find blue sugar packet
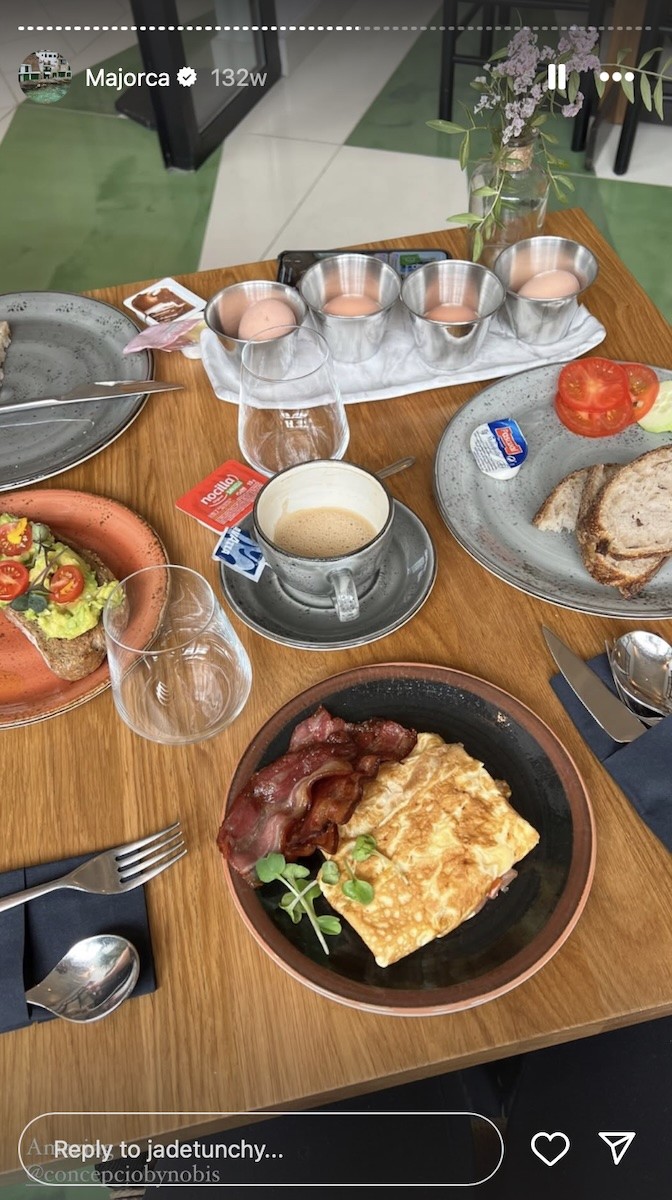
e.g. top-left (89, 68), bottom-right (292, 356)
top-left (212, 525), bottom-right (266, 581)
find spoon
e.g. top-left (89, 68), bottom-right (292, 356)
top-left (25, 935), bottom-right (140, 1023)
top-left (375, 456), bottom-right (415, 480)
top-left (606, 660), bottom-right (663, 727)
top-left (606, 631), bottom-right (672, 717)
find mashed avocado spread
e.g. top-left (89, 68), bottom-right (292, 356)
top-left (0, 513), bottom-right (117, 639)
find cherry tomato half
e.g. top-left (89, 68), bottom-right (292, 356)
top-left (554, 391), bottom-right (633, 438)
top-left (49, 564), bottom-right (85, 604)
top-left (558, 358), bottom-right (631, 413)
top-left (0, 518), bottom-right (33, 558)
top-left (0, 561), bottom-right (30, 602)
top-left (623, 362), bottom-right (659, 420)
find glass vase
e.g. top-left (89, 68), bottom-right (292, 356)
top-left (468, 132), bottom-right (550, 268)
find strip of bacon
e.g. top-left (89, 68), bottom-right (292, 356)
top-left (219, 706), bottom-right (416, 884)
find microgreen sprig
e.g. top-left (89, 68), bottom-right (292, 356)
top-left (320, 835), bottom-right (393, 906)
top-left (8, 525), bottom-right (60, 613)
top-left (255, 852), bottom-right (342, 954)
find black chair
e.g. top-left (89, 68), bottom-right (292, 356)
top-left (438, 0), bottom-right (609, 152)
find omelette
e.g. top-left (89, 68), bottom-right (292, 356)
top-left (319, 732), bottom-right (540, 968)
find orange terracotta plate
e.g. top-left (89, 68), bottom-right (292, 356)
top-left (0, 489), bottom-right (167, 727)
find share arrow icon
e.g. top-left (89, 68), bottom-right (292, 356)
top-left (598, 1132), bottom-right (636, 1165)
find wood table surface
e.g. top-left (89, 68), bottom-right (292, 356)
top-left (2, 208), bottom-right (672, 1176)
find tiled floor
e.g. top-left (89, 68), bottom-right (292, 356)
top-left (0, 0), bottom-right (670, 320)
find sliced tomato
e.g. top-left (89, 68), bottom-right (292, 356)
top-left (0, 518), bottom-right (33, 558)
top-left (623, 362), bottom-right (659, 420)
top-left (554, 392), bottom-right (633, 437)
top-left (0, 561), bottom-right (30, 601)
top-left (49, 564), bottom-right (85, 604)
top-left (558, 358), bottom-right (631, 413)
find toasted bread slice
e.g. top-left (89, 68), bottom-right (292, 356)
top-left (588, 445), bottom-right (672, 559)
top-left (4, 547), bottom-right (115, 681)
top-left (576, 463), bottom-right (666, 596)
top-left (533, 466), bottom-right (591, 532)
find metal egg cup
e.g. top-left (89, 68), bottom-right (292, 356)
top-left (400, 259), bottom-right (505, 373)
top-left (299, 253), bottom-right (401, 363)
top-left (204, 280), bottom-right (308, 368)
top-left (494, 236), bottom-right (599, 344)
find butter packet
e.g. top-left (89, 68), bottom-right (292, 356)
top-left (176, 459), bottom-right (266, 534)
top-left (213, 525), bottom-right (266, 581)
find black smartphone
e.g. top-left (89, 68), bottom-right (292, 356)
top-left (276, 248), bottom-right (452, 287)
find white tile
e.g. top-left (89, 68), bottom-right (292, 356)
top-left (590, 120), bottom-right (672, 187)
top-left (65, 29), bottom-right (139, 74)
top-left (0, 1), bottom-right (51, 44)
top-left (233, 0), bottom-right (439, 144)
top-left (198, 133), bottom-right (340, 270)
top-left (0, 70), bottom-right (15, 113)
top-left (0, 108), bottom-right (15, 150)
top-left (0, 65), bottom-right (26, 108)
top-left (264, 144), bottom-right (468, 256)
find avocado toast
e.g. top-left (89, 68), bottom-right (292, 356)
top-left (0, 514), bottom-right (117, 680)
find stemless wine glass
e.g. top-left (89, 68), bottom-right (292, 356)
top-left (103, 565), bottom-right (252, 745)
top-left (238, 324), bottom-right (350, 476)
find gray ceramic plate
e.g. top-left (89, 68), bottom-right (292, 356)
top-left (219, 500), bottom-right (436, 650)
top-left (0, 292), bottom-right (151, 490)
top-left (434, 362), bottom-right (672, 618)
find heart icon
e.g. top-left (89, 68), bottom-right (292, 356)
top-left (530, 1131), bottom-right (571, 1166)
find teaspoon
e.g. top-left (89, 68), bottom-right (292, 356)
top-left (25, 935), bottom-right (140, 1023)
top-left (375, 456), bottom-right (415, 480)
top-left (607, 631), bottom-right (672, 717)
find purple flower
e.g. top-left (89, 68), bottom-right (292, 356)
top-left (561, 91), bottom-right (585, 118)
top-left (558, 26), bottom-right (601, 74)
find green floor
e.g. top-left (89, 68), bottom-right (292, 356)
top-left (346, 15), bottom-right (672, 322)
top-left (0, 36), bottom-right (221, 295)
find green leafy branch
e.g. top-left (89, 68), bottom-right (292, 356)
top-left (595, 47), bottom-right (672, 117)
top-left (256, 852), bottom-right (341, 954)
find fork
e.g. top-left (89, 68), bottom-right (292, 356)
top-left (0, 821), bottom-right (186, 914)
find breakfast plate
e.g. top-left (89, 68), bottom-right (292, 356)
top-left (0, 293), bottom-right (151, 490)
top-left (0, 490), bottom-right (167, 727)
top-left (221, 663), bottom-right (595, 1015)
top-left (219, 501), bottom-right (436, 650)
top-left (434, 362), bottom-right (672, 617)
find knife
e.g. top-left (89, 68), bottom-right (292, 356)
top-left (542, 626), bottom-right (646, 743)
top-left (0, 380), bottom-right (183, 413)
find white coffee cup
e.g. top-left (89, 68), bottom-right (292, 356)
top-left (253, 460), bottom-right (393, 622)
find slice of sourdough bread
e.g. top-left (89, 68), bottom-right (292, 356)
top-left (587, 445), bottom-right (672, 559)
top-left (577, 463), bottom-right (666, 597)
top-left (533, 466), bottom-right (591, 532)
top-left (4, 547), bottom-right (115, 680)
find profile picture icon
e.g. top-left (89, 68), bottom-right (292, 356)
top-left (18, 50), bottom-right (72, 104)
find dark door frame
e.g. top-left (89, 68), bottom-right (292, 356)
top-left (119, 0), bottom-right (281, 169)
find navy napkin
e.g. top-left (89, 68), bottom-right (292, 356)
top-left (551, 652), bottom-right (672, 853)
top-left (0, 851), bottom-right (156, 1034)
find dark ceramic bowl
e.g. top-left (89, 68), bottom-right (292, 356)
top-left (222, 664), bottom-right (595, 1015)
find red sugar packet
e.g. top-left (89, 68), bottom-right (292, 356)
top-left (176, 459), bottom-right (266, 534)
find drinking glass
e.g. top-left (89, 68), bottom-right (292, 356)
top-left (238, 324), bottom-right (350, 476)
top-left (103, 565), bottom-right (252, 745)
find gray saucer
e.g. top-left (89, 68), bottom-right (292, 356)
top-left (219, 500), bottom-right (436, 650)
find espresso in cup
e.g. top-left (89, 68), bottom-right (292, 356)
top-left (253, 461), bottom-right (392, 622)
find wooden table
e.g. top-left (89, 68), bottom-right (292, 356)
top-left (3, 209), bottom-right (672, 1177)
